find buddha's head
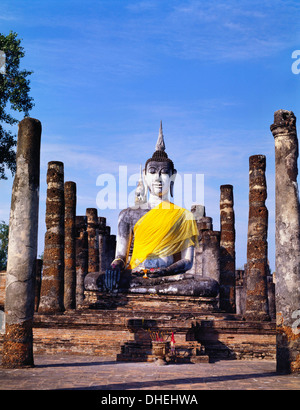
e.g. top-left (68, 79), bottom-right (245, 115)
top-left (144, 122), bottom-right (177, 199)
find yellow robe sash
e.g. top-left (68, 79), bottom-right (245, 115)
top-left (129, 201), bottom-right (199, 270)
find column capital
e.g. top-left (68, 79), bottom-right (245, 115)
top-left (270, 109), bottom-right (297, 137)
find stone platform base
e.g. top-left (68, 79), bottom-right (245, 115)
top-left (83, 290), bottom-right (219, 312)
top-left (0, 291), bottom-right (276, 363)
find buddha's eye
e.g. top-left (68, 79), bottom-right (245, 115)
top-left (161, 168), bottom-right (169, 174)
top-left (148, 167), bottom-right (157, 174)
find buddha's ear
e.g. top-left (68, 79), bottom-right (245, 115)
top-left (170, 170), bottom-right (177, 198)
top-left (170, 181), bottom-right (174, 198)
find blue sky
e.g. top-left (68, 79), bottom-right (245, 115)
top-left (0, 0), bottom-right (300, 269)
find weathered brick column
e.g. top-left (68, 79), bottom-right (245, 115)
top-left (271, 109), bottom-right (300, 374)
top-left (2, 118), bottom-right (41, 368)
top-left (75, 216), bottom-right (88, 307)
top-left (219, 185), bottom-right (236, 313)
top-left (244, 155), bottom-right (270, 321)
top-left (39, 162), bottom-right (65, 314)
top-left (86, 208), bottom-right (99, 273)
top-left (98, 217), bottom-right (107, 273)
top-left (64, 181), bottom-right (77, 309)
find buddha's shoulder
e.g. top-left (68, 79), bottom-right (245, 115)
top-left (118, 205), bottom-right (150, 225)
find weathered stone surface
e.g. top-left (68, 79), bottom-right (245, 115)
top-left (267, 275), bottom-right (276, 321)
top-left (244, 155), bottom-right (270, 322)
top-left (201, 230), bottom-right (220, 284)
top-left (186, 215), bottom-right (213, 277)
top-left (86, 208), bottom-right (99, 273)
top-left (220, 185), bottom-right (236, 313)
top-left (197, 217), bottom-right (212, 232)
top-left (75, 216), bottom-right (88, 307)
top-left (20, 309), bottom-right (276, 362)
top-left (2, 117), bottom-right (41, 368)
top-left (191, 204), bottom-right (206, 220)
top-left (85, 270), bottom-right (219, 299)
top-left (64, 181), bottom-right (77, 309)
top-left (98, 217), bottom-right (107, 273)
top-left (235, 269), bottom-right (246, 315)
top-left (34, 259), bottom-right (43, 312)
top-left (98, 218), bottom-right (115, 273)
top-left (271, 109), bottom-right (300, 374)
top-left (39, 161), bottom-right (65, 314)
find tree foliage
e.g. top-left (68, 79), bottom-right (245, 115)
top-left (0, 31), bottom-right (34, 180)
top-left (0, 221), bottom-right (9, 271)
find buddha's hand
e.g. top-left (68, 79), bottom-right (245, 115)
top-left (104, 268), bottom-right (121, 292)
top-left (104, 257), bottom-right (125, 292)
top-left (147, 267), bottom-right (169, 278)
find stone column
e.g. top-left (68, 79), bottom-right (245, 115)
top-left (104, 226), bottom-right (111, 270)
top-left (235, 270), bottom-right (246, 316)
top-left (75, 216), bottom-right (88, 307)
top-left (244, 155), bottom-right (270, 321)
top-left (219, 185), bottom-right (236, 313)
top-left (267, 275), bottom-right (276, 321)
top-left (271, 109), bottom-right (300, 374)
top-left (86, 208), bottom-right (99, 273)
top-left (39, 162), bottom-right (65, 314)
top-left (98, 217), bottom-right (107, 273)
top-left (2, 117), bottom-right (41, 368)
top-left (64, 181), bottom-right (77, 310)
top-left (34, 259), bottom-right (43, 312)
top-left (201, 230), bottom-right (220, 284)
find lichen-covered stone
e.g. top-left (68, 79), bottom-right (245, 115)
top-left (271, 109), bottom-right (300, 374)
top-left (39, 161), bottom-right (64, 314)
top-left (64, 181), bottom-right (76, 309)
top-left (220, 184), bottom-right (236, 313)
top-left (2, 117), bottom-right (41, 368)
top-left (244, 155), bottom-right (270, 322)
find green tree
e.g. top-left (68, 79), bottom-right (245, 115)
top-left (0, 31), bottom-right (34, 180)
top-left (0, 221), bottom-right (9, 271)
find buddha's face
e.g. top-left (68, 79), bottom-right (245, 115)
top-left (144, 160), bottom-right (175, 198)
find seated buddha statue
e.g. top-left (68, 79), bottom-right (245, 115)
top-left (84, 123), bottom-right (219, 297)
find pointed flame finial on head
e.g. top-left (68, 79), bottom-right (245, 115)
top-left (155, 120), bottom-right (165, 152)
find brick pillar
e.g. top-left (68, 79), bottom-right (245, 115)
top-left (219, 184), bottom-right (236, 313)
top-left (271, 109), bottom-right (300, 374)
top-left (86, 208), bottom-right (99, 273)
top-left (2, 118), bottom-right (41, 368)
top-left (39, 162), bottom-right (65, 314)
top-left (98, 217), bottom-right (107, 273)
top-left (75, 216), bottom-right (88, 307)
top-left (244, 155), bottom-right (270, 321)
top-left (64, 181), bottom-right (77, 310)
